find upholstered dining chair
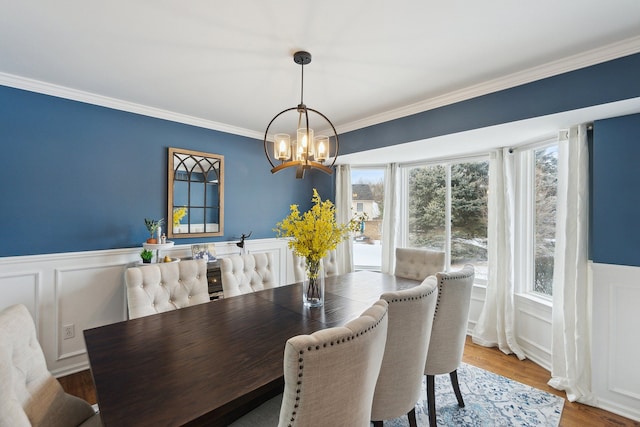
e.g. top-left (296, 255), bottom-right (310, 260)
top-left (394, 248), bottom-right (445, 281)
top-left (219, 252), bottom-right (276, 298)
top-left (125, 258), bottom-right (210, 319)
top-left (0, 304), bottom-right (102, 427)
top-left (229, 299), bottom-right (389, 427)
top-left (424, 264), bottom-right (475, 427)
top-left (292, 249), bottom-right (339, 282)
top-left (371, 276), bottom-right (438, 427)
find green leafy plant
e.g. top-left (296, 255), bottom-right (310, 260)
top-left (140, 249), bottom-right (153, 263)
top-left (144, 218), bottom-right (165, 238)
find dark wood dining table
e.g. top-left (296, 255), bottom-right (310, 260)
top-left (83, 271), bottom-right (420, 427)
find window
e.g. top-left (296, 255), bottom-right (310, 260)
top-left (351, 168), bottom-right (384, 270)
top-left (533, 145), bottom-right (558, 296)
top-left (404, 158), bottom-right (489, 284)
top-left (514, 142), bottom-right (558, 298)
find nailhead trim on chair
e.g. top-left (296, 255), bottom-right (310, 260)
top-left (387, 285), bottom-right (437, 304)
top-left (433, 266), bottom-right (474, 316)
top-left (286, 310), bottom-right (388, 427)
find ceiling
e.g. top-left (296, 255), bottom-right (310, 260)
top-left (2, 1), bottom-right (640, 163)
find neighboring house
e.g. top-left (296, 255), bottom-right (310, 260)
top-left (352, 184), bottom-right (379, 219)
top-left (352, 184), bottom-right (381, 241)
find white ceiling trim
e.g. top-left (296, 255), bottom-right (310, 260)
top-left (336, 35), bottom-right (640, 135)
top-left (0, 72), bottom-right (264, 140)
top-left (2, 35), bottom-right (639, 141)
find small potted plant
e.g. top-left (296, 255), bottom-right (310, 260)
top-left (140, 249), bottom-right (154, 264)
top-left (144, 218), bottom-right (165, 243)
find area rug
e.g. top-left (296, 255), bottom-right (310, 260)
top-left (385, 362), bottom-right (564, 427)
top-left (230, 363), bottom-right (564, 426)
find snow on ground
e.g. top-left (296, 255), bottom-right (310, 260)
top-left (353, 241), bottom-right (488, 283)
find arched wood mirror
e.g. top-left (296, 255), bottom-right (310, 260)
top-left (167, 147), bottom-right (224, 238)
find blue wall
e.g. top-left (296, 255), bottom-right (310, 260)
top-left (340, 53), bottom-right (640, 155)
top-left (0, 86), bottom-right (333, 256)
top-left (338, 52), bottom-right (640, 268)
top-left (3, 52), bottom-right (640, 261)
top-left (592, 113), bottom-right (640, 267)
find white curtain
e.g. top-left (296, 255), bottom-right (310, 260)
top-left (472, 149), bottom-right (525, 359)
top-left (335, 164), bottom-right (354, 274)
top-left (381, 163), bottom-right (400, 274)
top-left (548, 125), bottom-right (596, 404)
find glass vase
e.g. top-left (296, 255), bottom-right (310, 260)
top-left (303, 258), bottom-right (325, 307)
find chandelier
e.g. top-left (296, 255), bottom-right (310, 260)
top-left (263, 51), bottom-right (339, 179)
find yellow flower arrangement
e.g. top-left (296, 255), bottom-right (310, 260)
top-left (173, 207), bottom-right (187, 228)
top-left (274, 189), bottom-right (363, 280)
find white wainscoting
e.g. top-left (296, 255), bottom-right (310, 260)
top-left (514, 294), bottom-right (553, 370)
top-left (591, 262), bottom-right (640, 421)
top-left (467, 284), bottom-right (486, 333)
top-left (3, 247), bottom-right (638, 421)
top-left (0, 238), bottom-right (292, 377)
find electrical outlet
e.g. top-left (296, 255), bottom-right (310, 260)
top-left (63, 324), bottom-right (75, 340)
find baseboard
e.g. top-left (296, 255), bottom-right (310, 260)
top-left (595, 396), bottom-right (640, 422)
top-left (52, 360), bottom-right (91, 378)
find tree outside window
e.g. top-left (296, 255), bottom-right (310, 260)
top-left (407, 160), bottom-right (489, 283)
top-left (533, 146), bottom-right (558, 296)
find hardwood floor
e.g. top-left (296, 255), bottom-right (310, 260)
top-left (460, 337), bottom-right (639, 427)
top-left (59, 336), bottom-right (639, 426)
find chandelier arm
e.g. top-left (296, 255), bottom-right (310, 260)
top-left (263, 106), bottom-right (299, 169)
top-left (272, 160), bottom-right (302, 174)
top-left (305, 161), bottom-right (334, 175)
top-left (271, 160), bottom-right (333, 175)
top-left (307, 107), bottom-right (340, 168)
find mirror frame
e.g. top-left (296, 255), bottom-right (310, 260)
top-left (167, 147), bottom-right (224, 238)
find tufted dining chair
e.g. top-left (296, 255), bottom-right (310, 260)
top-left (371, 276), bottom-right (439, 427)
top-left (125, 258), bottom-right (210, 319)
top-left (229, 300), bottom-right (389, 427)
top-left (424, 264), bottom-right (475, 427)
top-left (219, 253), bottom-right (276, 298)
top-left (394, 248), bottom-right (445, 281)
top-left (0, 304), bottom-right (102, 427)
top-left (292, 249), bottom-right (339, 283)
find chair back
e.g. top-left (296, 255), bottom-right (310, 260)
top-left (371, 277), bottom-right (439, 421)
top-left (292, 249), bottom-right (339, 282)
top-left (125, 258), bottom-right (210, 319)
top-left (425, 264), bottom-right (475, 376)
top-left (394, 248), bottom-right (445, 281)
top-left (278, 300), bottom-right (389, 427)
top-left (0, 304), bottom-right (98, 427)
top-left (220, 253), bottom-right (276, 298)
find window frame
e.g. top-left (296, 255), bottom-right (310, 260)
top-left (513, 140), bottom-right (558, 302)
top-left (351, 166), bottom-right (386, 271)
top-left (400, 154), bottom-right (489, 286)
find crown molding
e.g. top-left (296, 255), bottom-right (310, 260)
top-left (2, 35), bottom-right (639, 139)
top-left (0, 72), bottom-right (264, 140)
top-left (336, 35), bottom-right (640, 135)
